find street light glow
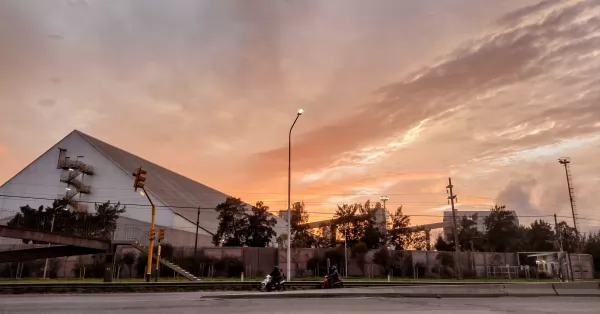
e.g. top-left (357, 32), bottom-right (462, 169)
top-left (297, 108), bottom-right (304, 115)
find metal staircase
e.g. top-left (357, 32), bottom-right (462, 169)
top-left (57, 152), bottom-right (94, 211)
top-left (130, 240), bottom-right (200, 281)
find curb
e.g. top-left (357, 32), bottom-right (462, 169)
top-left (207, 283), bottom-right (600, 299)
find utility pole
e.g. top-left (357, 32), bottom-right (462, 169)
top-left (554, 213), bottom-right (573, 281)
top-left (447, 177), bottom-right (462, 279)
top-left (558, 158), bottom-right (580, 243)
top-left (194, 207), bottom-right (200, 256)
top-left (554, 214), bottom-right (563, 252)
top-left (193, 207), bottom-right (200, 276)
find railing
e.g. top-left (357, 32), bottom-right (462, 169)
top-left (70, 178), bottom-right (91, 194)
top-left (58, 159), bottom-right (94, 175)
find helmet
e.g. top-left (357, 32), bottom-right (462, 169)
top-left (332, 266), bottom-right (337, 271)
top-left (273, 266), bottom-right (279, 271)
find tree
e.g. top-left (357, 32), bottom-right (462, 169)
top-left (8, 199), bottom-right (125, 242)
top-left (290, 202), bottom-right (315, 248)
top-left (212, 197), bottom-right (248, 246)
top-left (387, 206), bottom-right (412, 250)
top-left (526, 220), bottom-right (556, 252)
top-left (483, 205), bottom-right (519, 252)
top-left (89, 201), bottom-right (126, 240)
top-left (313, 224), bottom-right (334, 248)
top-left (583, 232), bottom-right (600, 275)
top-left (333, 201), bottom-right (384, 249)
top-left (557, 221), bottom-right (579, 253)
top-left (351, 241), bottom-right (369, 275)
top-left (121, 252), bottom-right (136, 278)
top-left (457, 214), bottom-right (485, 251)
top-left (407, 229), bottom-right (429, 250)
top-left (434, 235), bottom-right (454, 251)
top-left (244, 201), bottom-right (277, 247)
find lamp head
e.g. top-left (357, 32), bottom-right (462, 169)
top-left (297, 108), bottom-right (304, 115)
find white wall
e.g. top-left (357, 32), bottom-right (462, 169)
top-left (0, 132), bottom-right (210, 239)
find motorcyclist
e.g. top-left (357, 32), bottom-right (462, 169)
top-left (327, 265), bottom-right (340, 287)
top-left (268, 266), bottom-right (282, 289)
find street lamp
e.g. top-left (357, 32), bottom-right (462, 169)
top-left (287, 108), bottom-right (304, 281)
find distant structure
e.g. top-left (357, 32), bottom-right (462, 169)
top-left (0, 130), bottom-right (287, 246)
top-left (442, 210), bottom-right (519, 239)
top-left (558, 157), bottom-right (579, 238)
top-left (278, 210), bottom-right (289, 222)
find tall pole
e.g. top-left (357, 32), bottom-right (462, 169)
top-left (42, 214), bottom-right (56, 279)
top-left (194, 207), bottom-right (200, 256)
top-left (554, 214), bottom-right (563, 252)
top-left (193, 207), bottom-right (200, 276)
top-left (558, 158), bottom-right (579, 242)
top-left (447, 177), bottom-right (462, 279)
top-left (140, 186), bottom-right (157, 283)
top-left (287, 109), bottom-right (303, 281)
top-left (344, 225), bottom-right (348, 277)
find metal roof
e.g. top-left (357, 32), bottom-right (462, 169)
top-left (75, 130), bottom-right (286, 236)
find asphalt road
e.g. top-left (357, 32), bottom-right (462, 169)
top-left (0, 293), bottom-right (599, 314)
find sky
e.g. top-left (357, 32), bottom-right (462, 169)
top-left (1, 0), bottom-right (600, 233)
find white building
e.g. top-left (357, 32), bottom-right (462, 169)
top-left (442, 210), bottom-right (520, 238)
top-left (0, 130), bottom-right (287, 247)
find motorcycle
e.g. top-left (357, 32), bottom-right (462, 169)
top-left (259, 275), bottom-right (286, 292)
top-left (320, 275), bottom-right (344, 289)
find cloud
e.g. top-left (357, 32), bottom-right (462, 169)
top-left (3, 0), bottom-right (600, 229)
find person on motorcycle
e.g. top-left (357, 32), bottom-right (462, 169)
top-left (268, 266), bottom-right (282, 289)
top-left (327, 265), bottom-right (340, 287)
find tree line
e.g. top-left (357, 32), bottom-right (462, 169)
top-left (433, 205), bottom-right (595, 254)
top-left (213, 198), bottom-right (599, 271)
top-left (8, 199), bottom-right (125, 241)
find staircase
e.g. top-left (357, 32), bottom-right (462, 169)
top-left (58, 157), bottom-right (93, 209)
top-left (130, 240), bottom-right (200, 281)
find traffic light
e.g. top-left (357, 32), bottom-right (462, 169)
top-left (132, 166), bottom-right (147, 191)
top-left (149, 227), bottom-right (155, 241)
top-left (158, 228), bottom-right (165, 241)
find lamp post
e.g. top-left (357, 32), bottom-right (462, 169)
top-left (287, 108), bottom-right (304, 281)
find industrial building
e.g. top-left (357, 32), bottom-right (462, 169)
top-left (0, 130), bottom-right (287, 247)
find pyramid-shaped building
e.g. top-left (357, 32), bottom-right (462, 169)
top-left (0, 130), bottom-right (287, 246)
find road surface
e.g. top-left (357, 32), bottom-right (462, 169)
top-left (0, 293), bottom-right (598, 313)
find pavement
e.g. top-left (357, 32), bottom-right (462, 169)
top-left (1, 292), bottom-right (599, 313)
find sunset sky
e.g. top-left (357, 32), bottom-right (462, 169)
top-left (1, 0), bottom-right (600, 233)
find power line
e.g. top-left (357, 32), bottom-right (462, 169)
top-left (0, 182), bottom-right (496, 198)
top-left (1, 194), bottom-right (600, 223)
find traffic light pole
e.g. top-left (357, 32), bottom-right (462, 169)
top-left (142, 187), bottom-right (157, 283)
top-left (155, 238), bottom-right (161, 282)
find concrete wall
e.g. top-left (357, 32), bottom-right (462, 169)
top-left (0, 245), bottom-right (595, 280)
top-left (0, 132), bottom-right (210, 246)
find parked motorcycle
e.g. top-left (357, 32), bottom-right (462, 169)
top-left (320, 275), bottom-right (344, 289)
top-left (259, 275), bottom-right (286, 292)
